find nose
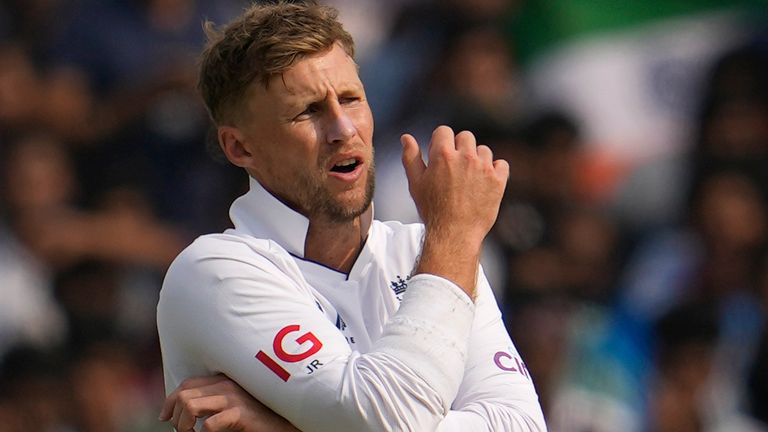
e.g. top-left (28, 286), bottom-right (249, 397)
top-left (325, 104), bottom-right (356, 144)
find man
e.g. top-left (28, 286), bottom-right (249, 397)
top-left (156, 1), bottom-right (546, 431)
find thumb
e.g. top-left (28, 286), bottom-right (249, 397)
top-left (401, 133), bottom-right (425, 186)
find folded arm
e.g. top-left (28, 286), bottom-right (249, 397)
top-left (159, 262), bottom-right (545, 432)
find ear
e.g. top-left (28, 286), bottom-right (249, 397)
top-left (218, 126), bottom-right (255, 168)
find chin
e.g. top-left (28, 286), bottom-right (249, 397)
top-left (325, 187), bottom-right (373, 222)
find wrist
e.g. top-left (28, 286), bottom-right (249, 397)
top-left (414, 229), bottom-right (482, 299)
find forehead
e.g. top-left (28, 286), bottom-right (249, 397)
top-left (272, 44), bottom-right (362, 98)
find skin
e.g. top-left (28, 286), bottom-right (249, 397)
top-left (218, 43), bottom-right (375, 273)
top-left (161, 42), bottom-right (509, 432)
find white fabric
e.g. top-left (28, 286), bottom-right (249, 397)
top-left (158, 177), bottom-right (546, 431)
top-left (0, 226), bottom-right (66, 356)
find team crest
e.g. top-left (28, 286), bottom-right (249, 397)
top-left (389, 275), bottom-right (410, 302)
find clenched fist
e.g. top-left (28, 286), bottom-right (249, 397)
top-left (401, 126), bottom-right (509, 298)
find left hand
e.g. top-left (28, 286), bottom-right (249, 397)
top-left (159, 374), bottom-right (300, 432)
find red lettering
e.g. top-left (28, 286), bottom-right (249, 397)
top-left (256, 351), bottom-right (290, 382)
top-left (273, 325), bottom-right (323, 363)
top-left (255, 324), bottom-right (324, 381)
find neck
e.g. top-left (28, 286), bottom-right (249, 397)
top-left (304, 215), bottom-right (365, 273)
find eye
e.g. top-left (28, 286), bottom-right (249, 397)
top-left (339, 96), bottom-right (360, 105)
top-left (294, 103), bottom-right (321, 120)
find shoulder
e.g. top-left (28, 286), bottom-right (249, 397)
top-left (161, 232), bottom-right (298, 301)
top-left (167, 233), bottom-right (271, 275)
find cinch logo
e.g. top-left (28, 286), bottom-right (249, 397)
top-left (494, 350), bottom-right (530, 380)
top-left (256, 324), bottom-right (323, 382)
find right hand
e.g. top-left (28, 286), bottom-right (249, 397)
top-left (159, 374), bottom-right (300, 432)
top-left (401, 126), bottom-right (508, 295)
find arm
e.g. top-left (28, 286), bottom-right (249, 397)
top-left (158, 126), bottom-right (511, 431)
top-left (405, 127), bottom-right (544, 430)
top-left (159, 246), bottom-right (474, 432)
top-left (436, 270), bottom-right (547, 431)
top-left (160, 272), bottom-right (546, 432)
top-left (401, 126), bottom-right (508, 297)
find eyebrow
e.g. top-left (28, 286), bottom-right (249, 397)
top-left (282, 82), bottom-right (363, 112)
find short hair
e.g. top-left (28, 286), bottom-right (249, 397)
top-left (198, 0), bottom-right (355, 128)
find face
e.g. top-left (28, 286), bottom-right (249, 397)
top-left (230, 44), bottom-right (375, 223)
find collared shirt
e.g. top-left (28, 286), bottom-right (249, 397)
top-left (158, 177), bottom-right (546, 431)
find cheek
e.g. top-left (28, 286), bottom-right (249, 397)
top-left (352, 105), bottom-right (374, 138)
top-left (271, 126), bottom-right (320, 157)
top-left (283, 128), bottom-right (325, 171)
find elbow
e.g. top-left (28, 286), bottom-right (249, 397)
top-left (339, 372), bottom-right (446, 432)
top-left (465, 400), bottom-right (548, 432)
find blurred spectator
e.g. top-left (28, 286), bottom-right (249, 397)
top-left (0, 135), bottom-right (71, 358)
top-left (0, 131), bottom-right (187, 371)
top-left (607, 169), bottom-right (768, 431)
top-left (493, 111), bottom-right (582, 254)
top-left (40, 0), bottom-right (247, 231)
top-left (361, 0), bottom-right (519, 132)
top-left (689, 44), bottom-right (768, 205)
top-left (68, 337), bottom-right (165, 432)
top-left (0, 345), bottom-right (75, 431)
top-left (0, 43), bottom-right (91, 140)
top-left (649, 302), bottom-right (720, 432)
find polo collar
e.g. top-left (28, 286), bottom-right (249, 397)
top-left (229, 176), bottom-right (373, 259)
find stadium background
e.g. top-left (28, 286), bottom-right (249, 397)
top-left (0, 0), bottom-right (767, 430)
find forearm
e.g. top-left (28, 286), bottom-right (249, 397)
top-left (372, 274), bottom-right (475, 406)
top-left (401, 127), bottom-right (507, 300)
top-left (160, 259), bottom-right (477, 432)
top-left (278, 274), bottom-right (475, 431)
top-left (435, 271), bottom-right (547, 432)
top-left (415, 228), bottom-right (482, 300)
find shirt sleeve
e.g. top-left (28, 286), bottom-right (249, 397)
top-left (157, 237), bottom-right (476, 432)
top-left (436, 269), bottom-right (548, 431)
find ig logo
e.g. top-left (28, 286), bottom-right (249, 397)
top-left (256, 324), bottom-right (324, 382)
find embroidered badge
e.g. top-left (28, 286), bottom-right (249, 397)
top-left (389, 275), bottom-right (410, 302)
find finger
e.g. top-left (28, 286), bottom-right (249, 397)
top-left (401, 133), bottom-right (426, 184)
top-left (172, 397), bottom-right (186, 430)
top-left (171, 388), bottom-right (205, 428)
top-left (455, 130), bottom-right (477, 154)
top-left (201, 407), bottom-right (241, 432)
top-left (493, 158), bottom-right (510, 183)
top-left (159, 397), bottom-right (173, 421)
top-left (428, 125), bottom-right (455, 161)
top-left (176, 395), bottom-right (230, 431)
top-left (171, 379), bottom-right (239, 427)
top-left (174, 404), bottom-right (197, 432)
top-left (477, 144), bottom-right (493, 164)
top-left (160, 375), bottom-right (229, 420)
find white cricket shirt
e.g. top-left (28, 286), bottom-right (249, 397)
top-left (158, 177), bottom-right (546, 431)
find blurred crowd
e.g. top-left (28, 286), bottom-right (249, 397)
top-left (0, 0), bottom-right (767, 431)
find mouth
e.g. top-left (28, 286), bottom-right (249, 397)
top-left (330, 157), bottom-right (362, 174)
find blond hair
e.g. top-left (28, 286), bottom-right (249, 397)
top-left (198, 0), bottom-right (354, 129)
